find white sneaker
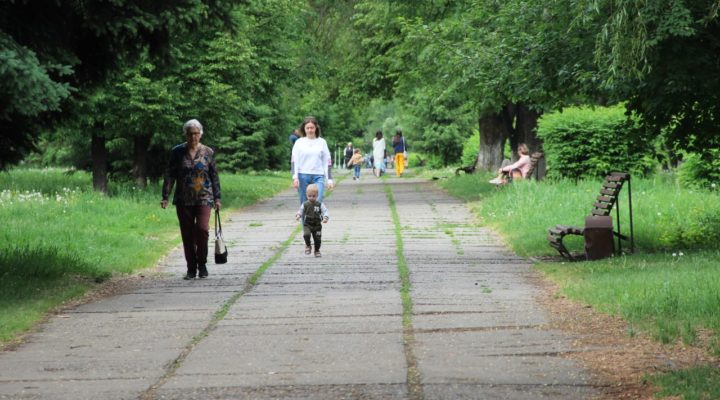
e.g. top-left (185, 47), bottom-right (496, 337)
top-left (489, 178), bottom-right (502, 185)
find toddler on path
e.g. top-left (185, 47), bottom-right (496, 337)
top-left (295, 184), bottom-right (329, 257)
top-left (347, 148), bottom-right (364, 180)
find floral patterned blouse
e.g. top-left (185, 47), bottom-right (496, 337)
top-left (162, 143), bottom-right (221, 207)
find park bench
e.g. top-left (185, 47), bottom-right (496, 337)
top-left (525, 152), bottom-right (544, 180)
top-left (547, 172), bottom-right (634, 261)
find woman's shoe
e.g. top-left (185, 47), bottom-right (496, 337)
top-left (305, 245), bottom-right (312, 255)
top-left (314, 250), bottom-right (321, 258)
top-left (198, 265), bottom-right (208, 278)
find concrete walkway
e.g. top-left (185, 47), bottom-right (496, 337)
top-left (0, 172), bottom-right (599, 399)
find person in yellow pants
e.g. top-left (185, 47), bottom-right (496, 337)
top-left (392, 130), bottom-right (407, 176)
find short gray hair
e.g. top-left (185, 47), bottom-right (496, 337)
top-left (183, 119), bottom-right (203, 134)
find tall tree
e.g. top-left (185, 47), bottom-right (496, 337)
top-left (590, 0), bottom-right (720, 157)
top-left (0, 0), bottom-right (234, 173)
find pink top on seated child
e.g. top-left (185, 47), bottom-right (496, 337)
top-left (501, 154), bottom-right (531, 178)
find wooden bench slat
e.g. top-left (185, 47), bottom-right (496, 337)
top-left (596, 195), bottom-right (615, 203)
top-left (593, 202), bottom-right (613, 209)
top-left (592, 209), bottom-right (610, 216)
top-left (603, 182), bottom-right (620, 189)
top-left (610, 172), bottom-right (630, 179)
top-left (600, 188), bottom-right (618, 196)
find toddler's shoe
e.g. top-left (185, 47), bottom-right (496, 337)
top-left (488, 177), bottom-right (503, 185)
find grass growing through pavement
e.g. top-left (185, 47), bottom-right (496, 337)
top-left (0, 168), bottom-right (289, 343)
top-left (438, 170), bottom-right (720, 398)
top-left (383, 183), bottom-right (423, 400)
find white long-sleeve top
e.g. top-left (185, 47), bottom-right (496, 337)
top-left (372, 138), bottom-right (385, 164)
top-left (291, 137), bottom-right (331, 180)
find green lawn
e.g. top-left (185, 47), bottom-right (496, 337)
top-left (0, 168), bottom-right (289, 342)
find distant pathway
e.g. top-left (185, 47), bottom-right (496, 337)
top-left (0, 171), bottom-right (599, 399)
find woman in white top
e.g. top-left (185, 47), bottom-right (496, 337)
top-left (372, 131), bottom-right (386, 177)
top-left (291, 116), bottom-right (334, 204)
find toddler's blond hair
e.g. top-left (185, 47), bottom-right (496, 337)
top-left (306, 184), bottom-right (319, 196)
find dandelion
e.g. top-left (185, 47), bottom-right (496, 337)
top-left (679, 252), bottom-right (684, 256)
top-left (672, 252), bottom-right (677, 257)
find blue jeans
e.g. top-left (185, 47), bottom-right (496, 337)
top-left (353, 165), bottom-right (361, 178)
top-left (297, 173), bottom-right (325, 204)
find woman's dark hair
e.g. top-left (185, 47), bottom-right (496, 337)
top-left (375, 131), bottom-right (383, 139)
top-left (395, 129), bottom-right (402, 137)
top-left (301, 116), bottom-right (322, 137)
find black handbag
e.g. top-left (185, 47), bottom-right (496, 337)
top-left (214, 209), bottom-right (228, 264)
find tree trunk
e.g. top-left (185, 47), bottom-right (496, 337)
top-left (516, 103), bottom-right (541, 152)
top-left (133, 134), bottom-right (150, 188)
top-left (515, 103), bottom-right (546, 178)
top-left (501, 103), bottom-right (518, 159)
top-left (476, 113), bottom-right (506, 171)
top-left (91, 133), bottom-right (108, 194)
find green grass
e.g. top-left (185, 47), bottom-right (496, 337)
top-left (438, 170), bottom-right (720, 398)
top-left (383, 182), bottom-right (422, 399)
top-left (0, 168), bottom-right (289, 343)
top-left (537, 252), bottom-right (720, 343)
top-left (440, 172), bottom-right (720, 256)
top-left (649, 366), bottom-right (720, 400)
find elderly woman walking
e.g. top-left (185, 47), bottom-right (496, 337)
top-left (161, 119), bottom-right (221, 280)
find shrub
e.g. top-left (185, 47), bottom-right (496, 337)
top-left (677, 150), bottom-right (720, 191)
top-left (536, 105), bottom-right (654, 180)
top-left (460, 130), bottom-right (480, 166)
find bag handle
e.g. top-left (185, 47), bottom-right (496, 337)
top-left (214, 208), bottom-right (222, 239)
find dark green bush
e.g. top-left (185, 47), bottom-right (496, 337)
top-left (677, 150), bottom-right (720, 191)
top-left (536, 105), bottom-right (654, 180)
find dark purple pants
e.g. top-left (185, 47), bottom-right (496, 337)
top-left (176, 205), bottom-right (211, 272)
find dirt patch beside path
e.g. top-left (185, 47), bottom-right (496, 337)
top-left (530, 272), bottom-right (719, 400)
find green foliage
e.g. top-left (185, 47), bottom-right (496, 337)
top-left (461, 130), bottom-right (480, 166)
top-left (592, 1), bottom-right (720, 155)
top-left (536, 105), bottom-right (654, 180)
top-left (677, 150), bottom-right (720, 191)
top-left (45, 0), bottom-right (305, 178)
top-left (0, 0), bottom-right (235, 170)
top-left (0, 34), bottom-right (70, 120)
